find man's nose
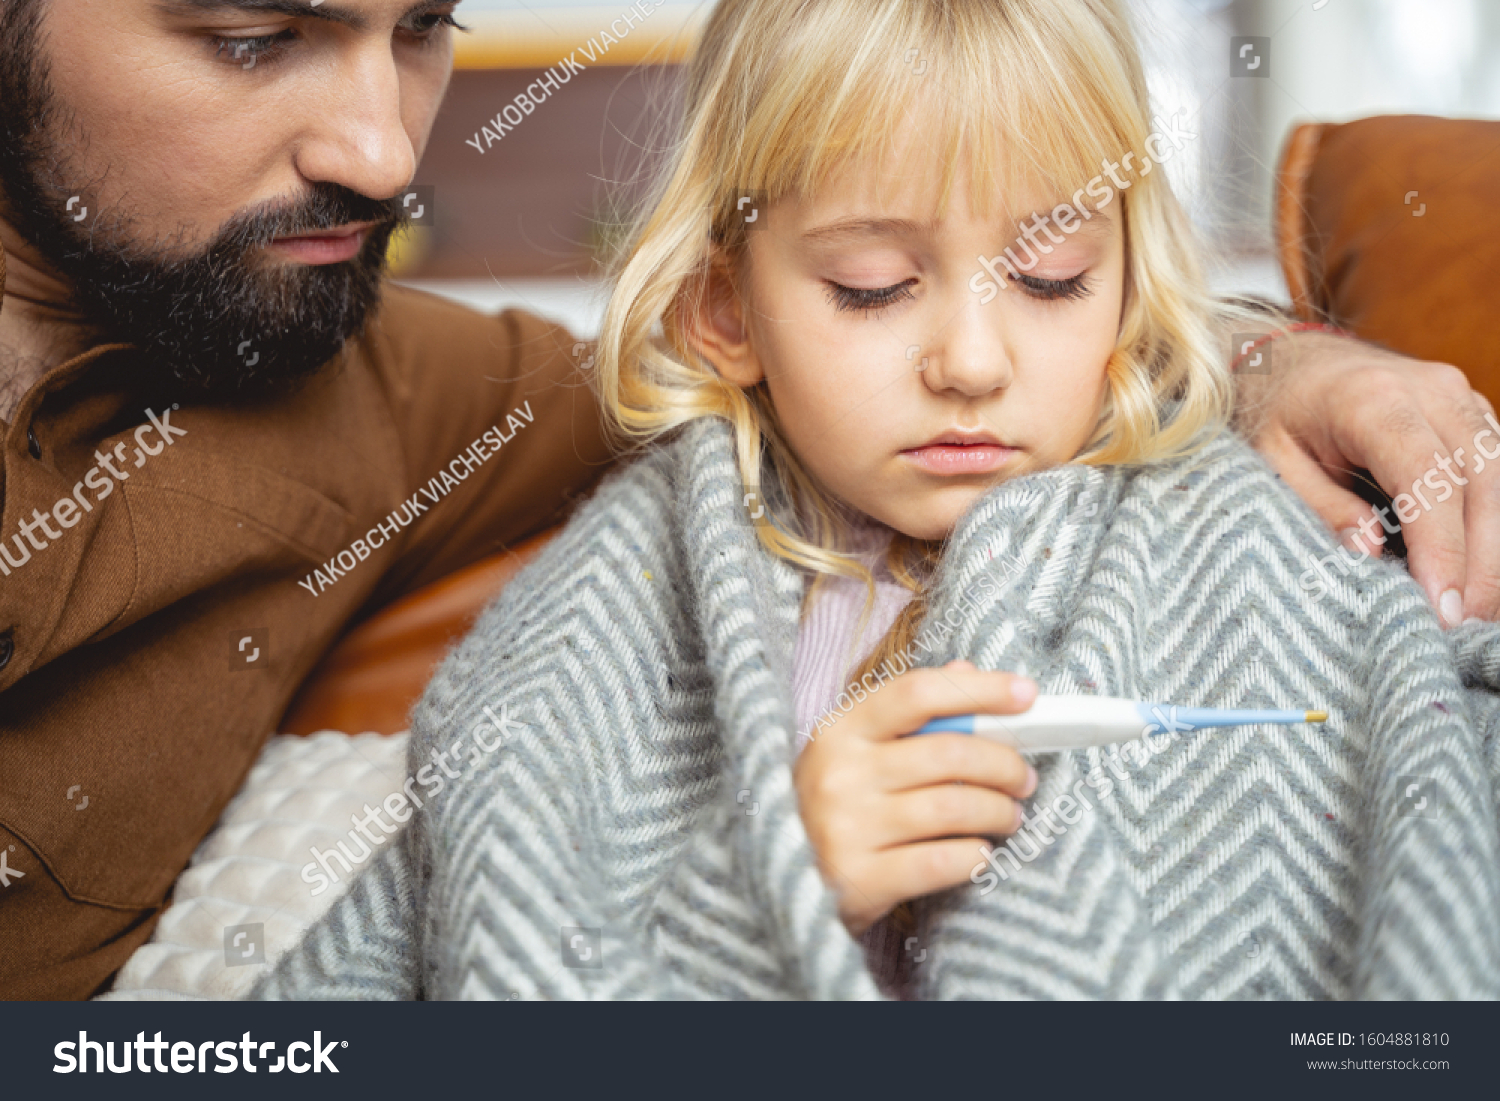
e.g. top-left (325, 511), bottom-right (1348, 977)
top-left (292, 47), bottom-right (418, 204)
top-left (920, 301), bottom-right (1014, 397)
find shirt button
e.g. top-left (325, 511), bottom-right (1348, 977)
top-left (26, 427), bottom-right (41, 459)
top-left (0, 631), bottom-right (13, 672)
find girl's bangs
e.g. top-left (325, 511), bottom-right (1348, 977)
top-left (714, 0), bottom-right (1148, 229)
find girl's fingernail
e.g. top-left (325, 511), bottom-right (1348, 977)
top-left (1011, 677), bottom-right (1037, 705)
top-left (1338, 528), bottom-right (1365, 553)
top-left (1025, 765), bottom-right (1038, 796)
top-left (1440, 588), bottom-right (1464, 627)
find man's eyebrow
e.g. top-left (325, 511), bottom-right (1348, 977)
top-left (161, 1), bottom-right (365, 30)
top-left (161, 0), bottom-right (459, 31)
top-left (164, 0), bottom-right (465, 30)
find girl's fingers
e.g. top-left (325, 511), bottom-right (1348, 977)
top-left (864, 838), bottom-right (1002, 905)
top-left (878, 785), bottom-right (1021, 848)
top-left (880, 733), bottom-right (1036, 798)
top-left (859, 664), bottom-right (1037, 742)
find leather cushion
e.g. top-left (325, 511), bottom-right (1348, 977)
top-left (1275, 115), bottom-right (1500, 404)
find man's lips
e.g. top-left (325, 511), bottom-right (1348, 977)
top-left (901, 429), bottom-right (1018, 475)
top-left (265, 222), bottom-right (379, 265)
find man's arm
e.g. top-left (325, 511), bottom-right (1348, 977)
top-left (355, 285), bottom-right (616, 612)
top-left (1229, 316), bottom-right (1500, 624)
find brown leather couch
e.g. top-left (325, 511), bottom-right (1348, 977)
top-left (1275, 114), bottom-right (1500, 403)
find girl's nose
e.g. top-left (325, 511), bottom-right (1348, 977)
top-left (919, 301), bottom-right (1014, 397)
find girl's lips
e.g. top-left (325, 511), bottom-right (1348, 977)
top-left (266, 229), bottom-right (367, 265)
top-left (901, 443), bottom-right (1018, 475)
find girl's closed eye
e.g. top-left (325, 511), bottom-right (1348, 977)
top-left (1013, 271), bottom-right (1094, 302)
top-left (824, 278), bottom-right (918, 315)
top-left (823, 269), bottom-right (1091, 314)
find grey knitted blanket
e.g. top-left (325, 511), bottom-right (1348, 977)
top-left (253, 418), bottom-right (1500, 999)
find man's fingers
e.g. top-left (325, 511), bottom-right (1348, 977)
top-left (879, 786), bottom-right (1020, 848)
top-left (1459, 468), bottom-right (1500, 619)
top-left (1256, 426), bottom-right (1382, 543)
top-left (880, 733), bottom-right (1035, 797)
top-left (1253, 337), bottom-right (1500, 623)
top-left (1340, 410), bottom-right (1469, 624)
top-left (863, 664), bottom-right (1037, 741)
top-left (1262, 407), bottom-right (1470, 623)
top-left (1407, 376), bottom-right (1500, 620)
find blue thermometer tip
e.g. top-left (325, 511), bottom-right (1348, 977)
top-left (1150, 705), bottom-right (1328, 728)
top-left (918, 715), bottom-right (977, 735)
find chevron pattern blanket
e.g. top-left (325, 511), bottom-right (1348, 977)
top-left (253, 418), bottom-right (1500, 1000)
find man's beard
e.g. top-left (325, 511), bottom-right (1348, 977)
top-left (0, 1), bottom-right (402, 400)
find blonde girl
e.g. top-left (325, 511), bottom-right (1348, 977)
top-left (594, 0), bottom-right (1253, 959)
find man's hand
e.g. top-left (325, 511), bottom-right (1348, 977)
top-left (1238, 331), bottom-right (1500, 624)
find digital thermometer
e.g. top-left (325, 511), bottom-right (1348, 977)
top-left (916, 696), bottom-right (1327, 753)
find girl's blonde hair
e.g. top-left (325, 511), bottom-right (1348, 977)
top-left (595, 0), bottom-right (1250, 595)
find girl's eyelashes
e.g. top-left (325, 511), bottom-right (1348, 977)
top-left (1012, 271), bottom-right (1094, 302)
top-left (822, 271), bottom-right (1090, 313)
top-left (824, 278), bottom-right (918, 315)
top-left (210, 10), bottom-right (467, 70)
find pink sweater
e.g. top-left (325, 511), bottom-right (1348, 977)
top-left (792, 550), bottom-right (916, 742)
top-left (790, 530), bottom-right (919, 998)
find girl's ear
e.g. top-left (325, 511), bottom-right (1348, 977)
top-left (683, 255), bottom-right (763, 387)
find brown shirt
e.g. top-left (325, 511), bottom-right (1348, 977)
top-left (0, 244), bottom-right (612, 998)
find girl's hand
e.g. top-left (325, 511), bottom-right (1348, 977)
top-left (793, 660), bottom-right (1039, 936)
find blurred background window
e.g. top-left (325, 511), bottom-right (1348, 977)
top-left (398, 0), bottom-right (1500, 335)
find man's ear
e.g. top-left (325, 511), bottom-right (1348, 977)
top-left (682, 256), bottom-right (763, 387)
